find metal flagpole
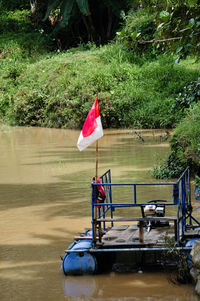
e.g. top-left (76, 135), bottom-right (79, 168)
top-left (96, 140), bottom-right (98, 178)
top-left (94, 140), bottom-right (98, 243)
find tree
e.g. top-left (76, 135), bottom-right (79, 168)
top-left (156, 0), bottom-right (200, 60)
top-left (39, 0), bottom-right (132, 45)
top-left (30, 0), bottom-right (49, 25)
top-left (115, 0), bottom-right (200, 59)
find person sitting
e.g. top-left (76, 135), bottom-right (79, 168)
top-left (92, 177), bottom-right (106, 207)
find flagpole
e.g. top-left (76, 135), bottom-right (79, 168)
top-left (76, 96), bottom-right (103, 244)
top-left (96, 140), bottom-right (98, 178)
top-left (94, 140), bottom-right (98, 243)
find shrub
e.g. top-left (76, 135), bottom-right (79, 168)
top-left (0, 10), bottom-right (31, 33)
top-left (153, 102), bottom-right (200, 178)
top-left (0, 0), bottom-right (30, 11)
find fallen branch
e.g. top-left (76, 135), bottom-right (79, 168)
top-left (137, 37), bottom-right (181, 44)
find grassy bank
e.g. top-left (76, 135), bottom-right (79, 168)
top-left (1, 9), bottom-right (199, 129)
top-left (1, 41), bottom-right (199, 129)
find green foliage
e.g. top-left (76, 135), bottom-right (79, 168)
top-left (0, 4), bottom-right (199, 134)
top-left (0, 33), bottom-right (50, 60)
top-left (193, 175), bottom-right (200, 189)
top-left (115, 1), bottom-right (200, 59)
top-left (153, 102), bottom-right (200, 178)
top-left (0, 9), bottom-right (52, 60)
top-left (101, 0), bottom-right (123, 18)
top-left (173, 77), bottom-right (200, 110)
top-left (0, 0), bottom-right (30, 11)
top-left (42, 0), bottom-right (131, 43)
top-left (0, 40), bottom-right (199, 130)
top-left (43, 0), bottom-right (76, 34)
top-left (156, 1), bottom-right (200, 59)
top-left (43, 0), bottom-right (61, 23)
top-left (162, 234), bottom-right (191, 284)
top-left (153, 151), bottom-right (187, 179)
top-left (0, 9), bottom-right (32, 33)
top-left (76, 0), bottom-right (90, 15)
top-left (12, 89), bottom-right (46, 126)
top-left (116, 8), bottom-right (158, 56)
top-left (171, 102), bottom-right (200, 164)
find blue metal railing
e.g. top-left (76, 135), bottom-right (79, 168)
top-left (91, 167), bottom-right (200, 245)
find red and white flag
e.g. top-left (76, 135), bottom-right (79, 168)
top-left (77, 97), bottom-right (103, 151)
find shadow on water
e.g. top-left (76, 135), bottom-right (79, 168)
top-left (0, 184), bottom-right (91, 218)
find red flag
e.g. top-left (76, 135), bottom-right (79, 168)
top-left (77, 97), bottom-right (103, 151)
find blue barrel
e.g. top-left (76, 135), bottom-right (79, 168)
top-left (62, 240), bottom-right (97, 275)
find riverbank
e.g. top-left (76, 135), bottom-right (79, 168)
top-left (0, 7), bottom-right (199, 178)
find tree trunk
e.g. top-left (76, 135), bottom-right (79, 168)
top-left (30, 0), bottom-right (37, 15)
top-left (106, 7), bottom-right (113, 40)
top-left (30, 0), bottom-right (49, 25)
top-left (82, 15), bottom-right (97, 42)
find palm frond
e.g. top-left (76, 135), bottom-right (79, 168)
top-left (76, 0), bottom-right (90, 15)
top-left (43, 0), bottom-right (61, 21)
top-left (102, 0), bottom-right (122, 18)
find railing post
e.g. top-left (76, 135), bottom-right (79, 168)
top-left (181, 178), bottom-right (186, 233)
top-left (91, 182), bottom-right (98, 244)
top-left (187, 169), bottom-right (192, 226)
top-left (134, 185), bottom-right (137, 204)
top-left (177, 203), bottom-right (180, 245)
top-left (108, 170), bottom-right (114, 228)
top-left (91, 183), bottom-right (95, 243)
top-left (101, 177), bottom-right (106, 231)
top-left (173, 183), bottom-right (179, 204)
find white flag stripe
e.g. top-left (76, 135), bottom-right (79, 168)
top-left (77, 116), bottom-right (103, 151)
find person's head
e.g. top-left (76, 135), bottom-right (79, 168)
top-left (92, 176), bottom-right (101, 183)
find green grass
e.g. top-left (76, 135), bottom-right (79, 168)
top-left (1, 8), bottom-right (199, 129)
top-left (0, 41), bottom-right (199, 129)
top-left (0, 9), bottom-right (50, 60)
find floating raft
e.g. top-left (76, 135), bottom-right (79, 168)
top-left (62, 167), bottom-right (200, 275)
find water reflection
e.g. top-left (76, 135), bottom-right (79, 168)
top-left (62, 273), bottom-right (198, 300)
top-left (63, 277), bottom-right (97, 298)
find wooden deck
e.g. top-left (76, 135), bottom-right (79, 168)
top-left (100, 224), bottom-right (175, 247)
top-left (74, 224), bottom-right (200, 249)
top-left (95, 216), bottom-right (177, 245)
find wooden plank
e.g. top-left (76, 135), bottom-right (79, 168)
top-left (102, 224), bottom-right (138, 244)
top-left (101, 223), bottom-right (175, 246)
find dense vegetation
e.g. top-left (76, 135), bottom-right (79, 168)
top-left (0, 0), bottom-right (199, 177)
top-left (153, 102), bottom-right (200, 178)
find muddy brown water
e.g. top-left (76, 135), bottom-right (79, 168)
top-left (0, 126), bottom-right (199, 301)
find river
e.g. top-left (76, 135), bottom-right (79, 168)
top-left (0, 126), bottom-right (198, 301)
